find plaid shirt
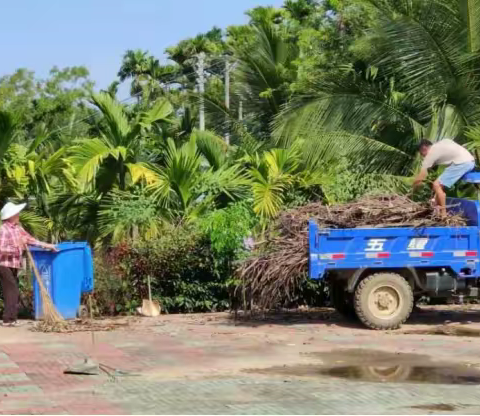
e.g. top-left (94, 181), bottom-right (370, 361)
top-left (0, 222), bottom-right (41, 269)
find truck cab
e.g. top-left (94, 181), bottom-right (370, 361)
top-left (309, 191), bottom-right (480, 330)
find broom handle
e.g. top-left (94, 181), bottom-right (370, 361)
top-left (25, 248), bottom-right (46, 291)
top-left (26, 247), bottom-right (50, 297)
top-left (25, 245), bottom-right (63, 323)
top-left (147, 275), bottom-right (152, 303)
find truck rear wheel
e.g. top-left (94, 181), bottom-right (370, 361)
top-left (354, 272), bottom-right (413, 330)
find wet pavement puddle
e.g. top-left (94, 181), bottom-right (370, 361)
top-left (410, 404), bottom-right (458, 412)
top-left (402, 325), bottom-right (480, 337)
top-left (319, 365), bottom-right (480, 384)
top-left (246, 349), bottom-right (480, 384)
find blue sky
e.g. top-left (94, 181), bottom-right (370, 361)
top-left (1, 0), bottom-right (284, 99)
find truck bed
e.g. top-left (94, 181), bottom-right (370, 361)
top-left (309, 198), bottom-right (480, 280)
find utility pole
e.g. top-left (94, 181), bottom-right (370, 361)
top-left (224, 55), bottom-right (231, 145)
top-left (238, 98), bottom-right (243, 121)
top-left (196, 52), bottom-right (206, 131)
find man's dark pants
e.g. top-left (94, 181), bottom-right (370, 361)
top-left (0, 266), bottom-right (19, 323)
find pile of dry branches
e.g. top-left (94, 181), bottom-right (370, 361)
top-left (237, 194), bottom-right (467, 310)
top-left (32, 319), bottom-right (129, 333)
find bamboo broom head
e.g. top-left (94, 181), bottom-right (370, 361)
top-left (26, 248), bottom-right (64, 324)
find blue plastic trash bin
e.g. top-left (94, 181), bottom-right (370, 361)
top-left (81, 244), bottom-right (94, 293)
top-left (31, 242), bottom-right (94, 320)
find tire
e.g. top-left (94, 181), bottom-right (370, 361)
top-left (354, 272), bottom-right (413, 330)
top-left (330, 280), bottom-right (357, 319)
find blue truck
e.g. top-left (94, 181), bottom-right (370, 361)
top-left (308, 173), bottom-right (480, 330)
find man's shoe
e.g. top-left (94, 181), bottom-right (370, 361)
top-left (2, 321), bottom-right (23, 327)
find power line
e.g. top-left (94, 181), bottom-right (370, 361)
top-left (47, 60), bottom-right (226, 137)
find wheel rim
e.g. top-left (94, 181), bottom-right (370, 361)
top-left (367, 284), bottom-right (402, 320)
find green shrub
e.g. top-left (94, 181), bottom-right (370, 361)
top-left (94, 234), bottom-right (220, 313)
top-left (90, 201), bottom-right (339, 316)
top-left (91, 203), bottom-right (258, 315)
top-left (91, 246), bottom-right (138, 315)
top-left (200, 203), bottom-right (257, 269)
top-left (322, 159), bottom-right (409, 204)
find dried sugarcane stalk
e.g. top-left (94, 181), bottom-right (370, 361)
top-left (237, 194), bottom-right (467, 311)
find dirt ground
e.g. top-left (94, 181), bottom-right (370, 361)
top-left (1, 305), bottom-right (480, 414)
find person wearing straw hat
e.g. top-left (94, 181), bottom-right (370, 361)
top-left (0, 202), bottom-right (57, 327)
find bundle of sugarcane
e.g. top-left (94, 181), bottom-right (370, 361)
top-left (237, 194), bottom-right (467, 310)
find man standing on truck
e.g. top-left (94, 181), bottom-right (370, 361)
top-left (414, 139), bottom-right (475, 216)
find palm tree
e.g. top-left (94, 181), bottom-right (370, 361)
top-left (201, 19), bottom-right (299, 141)
top-left (166, 29), bottom-right (225, 88)
top-left (145, 59), bottom-right (178, 93)
top-left (96, 188), bottom-right (170, 244)
top-left (118, 49), bottom-right (150, 82)
top-left (47, 191), bottom-right (102, 243)
top-left (118, 49), bottom-right (151, 99)
top-left (242, 136), bottom-right (343, 224)
top-left (69, 92), bottom-right (173, 192)
top-left (102, 81), bottom-right (120, 99)
top-left (274, 0), bottom-right (480, 178)
top-left (0, 111), bottom-right (19, 168)
top-left (246, 6), bottom-right (285, 25)
top-left (0, 111), bottom-right (74, 240)
top-left (146, 130), bottom-right (249, 222)
top-left (283, 0), bottom-right (318, 23)
top-left (231, 19), bottom-right (298, 138)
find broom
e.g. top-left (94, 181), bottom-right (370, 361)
top-left (25, 247), bottom-right (64, 324)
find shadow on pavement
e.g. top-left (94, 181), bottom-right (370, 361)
top-left (227, 305), bottom-right (480, 332)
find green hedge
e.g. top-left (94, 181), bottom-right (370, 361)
top-left (93, 230), bottom-right (221, 314)
top-left (92, 203), bottom-right (257, 314)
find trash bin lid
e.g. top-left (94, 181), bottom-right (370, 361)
top-left (57, 242), bottom-right (89, 252)
top-left (30, 242), bottom-right (88, 252)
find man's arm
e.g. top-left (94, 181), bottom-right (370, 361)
top-left (20, 227), bottom-right (57, 252)
top-left (413, 168), bottom-right (428, 189)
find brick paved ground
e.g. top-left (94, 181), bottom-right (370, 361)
top-left (0, 306), bottom-right (480, 414)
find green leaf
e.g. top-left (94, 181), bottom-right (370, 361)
top-left (70, 138), bottom-right (116, 190)
top-left (0, 111), bottom-right (18, 162)
top-left (126, 162), bottom-right (159, 184)
top-left (192, 129), bottom-right (228, 171)
top-left (91, 92), bottom-right (130, 146)
top-left (139, 98), bottom-right (174, 127)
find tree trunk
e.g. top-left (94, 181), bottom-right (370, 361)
top-left (119, 160), bottom-right (126, 190)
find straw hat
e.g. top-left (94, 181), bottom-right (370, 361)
top-left (1, 202), bottom-right (26, 221)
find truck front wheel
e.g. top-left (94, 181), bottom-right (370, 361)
top-left (354, 273), bottom-right (413, 330)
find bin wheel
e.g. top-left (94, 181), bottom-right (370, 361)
top-left (354, 272), bottom-right (413, 330)
top-left (78, 305), bottom-right (89, 319)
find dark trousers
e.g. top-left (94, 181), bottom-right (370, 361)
top-left (0, 266), bottom-right (19, 323)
